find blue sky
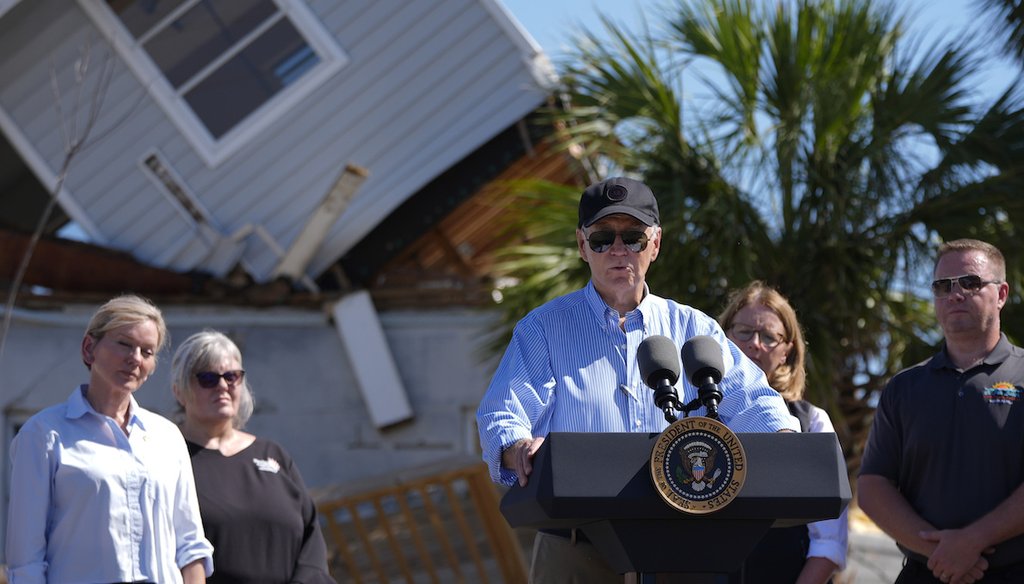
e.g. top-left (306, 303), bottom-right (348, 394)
top-left (500, 0), bottom-right (1021, 255)
top-left (502, 0), bottom-right (1018, 103)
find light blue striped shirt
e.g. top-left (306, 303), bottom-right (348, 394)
top-left (477, 281), bottom-right (800, 485)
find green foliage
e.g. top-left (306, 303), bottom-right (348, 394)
top-left (489, 0), bottom-right (1024, 469)
top-left (486, 180), bottom-right (588, 355)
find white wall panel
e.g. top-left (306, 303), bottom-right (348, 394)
top-left (0, 0), bottom-right (549, 281)
top-left (0, 4), bottom-right (83, 106)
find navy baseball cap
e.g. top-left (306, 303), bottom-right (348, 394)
top-left (578, 177), bottom-right (660, 228)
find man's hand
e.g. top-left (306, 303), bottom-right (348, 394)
top-left (921, 528), bottom-right (992, 584)
top-left (501, 437), bottom-right (545, 487)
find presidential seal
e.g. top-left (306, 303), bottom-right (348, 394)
top-left (650, 416), bottom-right (746, 514)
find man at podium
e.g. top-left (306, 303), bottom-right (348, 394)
top-left (476, 177), bottom-right (799, 583)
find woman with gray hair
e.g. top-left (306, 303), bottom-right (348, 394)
top-left (172, 330), bottom-right (335, 583)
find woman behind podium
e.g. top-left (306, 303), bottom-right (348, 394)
top-left (171, 330), bottom-right (336, 583)
top-left (719, 281), bottom-right (848, 584)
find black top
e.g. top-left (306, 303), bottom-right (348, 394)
top-left (861, 334), bottom-right (1024, 567)
top-left (186, 437), bottom-right (336, 584)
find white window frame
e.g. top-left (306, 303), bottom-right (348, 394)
top-left (78, 0), bottom-right (348, 168)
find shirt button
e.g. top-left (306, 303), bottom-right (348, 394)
top-left (635, 419), bottom-right (642, 427)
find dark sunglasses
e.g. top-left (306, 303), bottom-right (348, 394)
top-left (930, 274), bottom-right (1000, 298)
top-left (586, 230), bottom-right (650, 253)
top-left (195, 370), bottom-right (245, 389)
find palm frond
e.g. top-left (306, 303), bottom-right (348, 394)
top-left (488, 0), bottom-right (1024, 471)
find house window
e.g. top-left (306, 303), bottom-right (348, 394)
top-left (88, 1), bottom-right (347, 165)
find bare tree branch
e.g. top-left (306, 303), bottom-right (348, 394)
top-left (0, 40), bottom-right (116, 359)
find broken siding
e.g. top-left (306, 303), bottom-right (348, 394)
top-left (301, 0), bottom-right (551, 277)
top-left (0, 5), bottom-right (81, 110)
top-left (0, 5), bottom-right (100, 178)
top-left (189, 0), bottom-right (551, 281)
top-left (0, 0), bottom-right (214, 271)
top-left (1, 0), bottom-right (549, 282)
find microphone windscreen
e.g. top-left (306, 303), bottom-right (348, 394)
top-left (681, 335), bottom-right (725, 385)
top-left (638, 335), bottom-right (681, 388)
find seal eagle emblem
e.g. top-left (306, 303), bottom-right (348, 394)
top-left (651, 416), bottom-right (746, 514)
top-left (678, 440), bottom-right (720, 491)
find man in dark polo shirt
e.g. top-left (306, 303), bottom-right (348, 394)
top-left (859, 238), bottom-right (1024, 584)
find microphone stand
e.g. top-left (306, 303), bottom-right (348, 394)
top-left (696, 377), bottom-right (723, 421)
top-left (651, 379), bottom-right (683, 423)
top-left (641, 377), bottom-right (725, 583)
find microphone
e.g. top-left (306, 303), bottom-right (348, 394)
top-left (681, 335), bottom-right (725, 421)
top-left (638, 335), bottom-right (683, 423)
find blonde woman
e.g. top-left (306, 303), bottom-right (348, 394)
top-left (720, 281), bottom-right (848, 584)
top-left (7, 294), bottom-right (212, 583)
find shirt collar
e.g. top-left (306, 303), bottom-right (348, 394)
top-left (67, 384), bottom-right (146, 429)
top-left (584, 280), bottom-right (651, 330)
top-left (932, 333), bottom-right (1012, 371)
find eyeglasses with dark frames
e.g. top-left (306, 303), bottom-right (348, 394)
top-left (930, 274), bottom-right (1001, 298)
top-left (586, 230), bottom-right (650, 253)
top-left (195, 370), bottom-right (245, 389)
top-left (729, 325), bottom-right (786, 349)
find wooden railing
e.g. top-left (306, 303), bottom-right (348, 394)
top-left (315, 459), bottom-right (528, 584)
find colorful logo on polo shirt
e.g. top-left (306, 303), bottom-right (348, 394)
top-left (983, 382), bottom-right (1021, 404)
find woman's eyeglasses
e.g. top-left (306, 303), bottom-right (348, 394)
top-left (729, 326), bottom-right (785, 348)
top-left (586, 230), bottom-right (650, 253)
top-left (930, 274), bottom-right (1000, 298)
top-left (195, 370), bottom-right (245, 389)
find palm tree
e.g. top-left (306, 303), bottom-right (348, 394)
top-left (491, 0), bottom-right (1024, 471)
top-left (978, 0), bottom-right (1024, 62)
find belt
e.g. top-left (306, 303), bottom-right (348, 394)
top-left (539, 528), bottom-right (590, 544)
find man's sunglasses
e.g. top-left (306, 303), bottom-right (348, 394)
top-left (586, 230), bottom-right (650, 253)
top-left (930, 274), bottom-right (1001, 298)
top-left (196, 370), bottom-right (245, 389)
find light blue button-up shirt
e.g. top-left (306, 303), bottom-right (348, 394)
top-left (6, 386), bottom-right (214, 583)
top-left (477, 282), bottom-right (799, 485)
top-left (803, 404), bottom-right (850, 569)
